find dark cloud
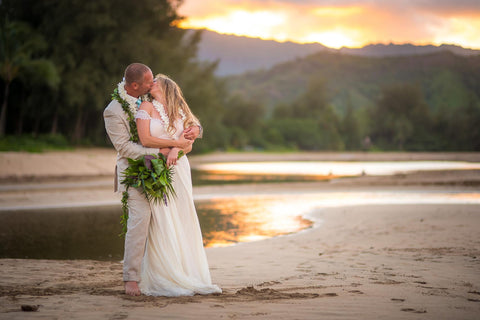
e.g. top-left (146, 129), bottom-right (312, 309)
top-left (417, 0), bottom-right (480, 9)
top-left (259, 0), bottom-right (480, 10)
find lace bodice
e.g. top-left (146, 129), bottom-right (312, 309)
top-left (135, 109), bottom-right (184, 140)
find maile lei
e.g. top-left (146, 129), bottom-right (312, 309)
top-left (112, 80), bottom-right (183, 237)
top-left (111, 80), bottom-right (141, 143)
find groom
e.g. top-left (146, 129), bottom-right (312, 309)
top-left (104, 63), bottom-right (200, 295)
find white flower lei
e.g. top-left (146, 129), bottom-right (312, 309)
top-left (152, 99), bottom-right (186, 138)
top-left (117, 81), bottom-right (140, 116)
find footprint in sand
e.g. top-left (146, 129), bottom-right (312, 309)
top-left (110, 312), bottom-right (128, 320)
top-left (467, 290), bottom-right (480, 302)
top-left (401, 308), bottom-right (427, 313)
top-left (348, 290), bottom-right (364, 294)
top-left (257, 281), bottom-right (281, 287)
top-left (323, 293), bottom-right (338, 297)
top-left (235, 286), bottom-right (319, 300)
top-left (21, 305), bottom-right (40, 312)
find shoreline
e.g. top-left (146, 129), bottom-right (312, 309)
top-left (1, 175), bottom-right (479, 212)
top-left (1, 148), bottom-right (480, 183)
top-left (1, 149), bottom-right (480, 211)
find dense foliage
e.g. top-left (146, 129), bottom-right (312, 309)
top-left (1, 0), bottom-right (479, 152)
top-left (227, 51), bottom-right (480, 151)
top-left (0, 0), bottom-right (226, 152)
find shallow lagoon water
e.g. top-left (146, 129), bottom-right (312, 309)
top-left (196, 189), bottom-right (480, 247)
top-left (1, 160), bottom-right (479, 260)
top-left (1, 189), bottom-right (478, 260)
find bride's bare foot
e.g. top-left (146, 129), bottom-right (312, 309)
top-left (125, 281), bottom-right (141, 296)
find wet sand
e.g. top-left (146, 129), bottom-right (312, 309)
top-left (0, 149), bottom-right (479, 319)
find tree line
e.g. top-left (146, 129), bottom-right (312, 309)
top-left (1, 0), bottom-right (479, 152)
top-left (0, 0), bottom-right (226, 152)
top-left (224, 51), bottom-right (480, 152)
top-left (224, 77), bottom-right (480, 151)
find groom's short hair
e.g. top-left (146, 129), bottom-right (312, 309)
top-left (125, 63), bottom-right (151, 85)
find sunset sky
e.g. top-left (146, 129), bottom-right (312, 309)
top-left (177, 0), bottom-right (480, 49)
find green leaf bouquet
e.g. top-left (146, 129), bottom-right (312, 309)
top-left (119, 151), bottom-right (184, 236)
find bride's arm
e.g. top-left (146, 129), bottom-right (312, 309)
top-left (136, 102), bottom-right (193, 149)
top-left (166, 144), bottom-right (193, 167)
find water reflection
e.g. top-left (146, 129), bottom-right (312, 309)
top-left (0, 205), bottom-right (124, 260)
top-left (0, 199), bottom-right (312, 259)
top-left (199, 190), bottom-right (480, 247)
top-left (196, 196), bottom-right (313, 247)
top-left (195, 161), bottom-right (480, 180)
top-left (189, 159), bottom-right (480, 244)
top-left (1, 190), bottom-right (479, 259)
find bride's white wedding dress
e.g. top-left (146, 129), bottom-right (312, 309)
top-left (135, 109), bottom-right (221, 297)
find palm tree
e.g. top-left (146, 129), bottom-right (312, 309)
top-left (0, 20), bottom-right (59, 136)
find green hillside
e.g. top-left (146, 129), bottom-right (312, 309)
top-left (223, 51), bottom-right (480, 151)
top-left (226, 50), bottom-right (480, 116)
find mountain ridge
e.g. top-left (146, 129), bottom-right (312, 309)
top-left (339, 42), bottom-right (480, 57)
top-left (190, 29), bottom-right (480, 76)
top-left (191, 29), bottom-right (329, 76)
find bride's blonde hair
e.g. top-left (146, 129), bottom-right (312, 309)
top-left (155, 74), bottom-right (200, 135)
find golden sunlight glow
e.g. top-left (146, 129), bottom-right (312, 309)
top-left (199, 196), bottom-right (313, 248)
top-left (197, 161), bottom-right (480, 177)
top-left (178, 1), bottom-right (480, 49)
top-left (179, 10), bottom-right (286, 40)
top-left (302, 31), bottom-right (359, 49)
top-left (197, 188), bottom-right (480, 248)
top-left (431, 16), bottom-right (480, 49)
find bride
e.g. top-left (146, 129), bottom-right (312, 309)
top-left (134, 74), bottom-right (221, 296)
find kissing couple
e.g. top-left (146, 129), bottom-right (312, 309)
top-left (104, 63), bottom-right (221, 296)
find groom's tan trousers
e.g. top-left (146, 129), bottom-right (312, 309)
top-left (104, 99), bottom-right (158, 283)
top-left (123, 186), bottom-right (152, 282)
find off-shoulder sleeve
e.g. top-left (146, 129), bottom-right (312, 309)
top-left (135, 109), bottom-right (151, 120)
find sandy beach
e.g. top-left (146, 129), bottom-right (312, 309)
top-left (0, 149), bottom-right (479, 319)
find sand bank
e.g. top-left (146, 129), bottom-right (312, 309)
top-left (0, 204), bottom-right (479, 319)
top-left (0, 149), bottom-right (479, 319)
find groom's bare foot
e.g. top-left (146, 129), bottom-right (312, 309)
top-left (125, 281), bottom-right (141, 296)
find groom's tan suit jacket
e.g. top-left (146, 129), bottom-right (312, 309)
top-left (103, 100), bottom-right (158, 192)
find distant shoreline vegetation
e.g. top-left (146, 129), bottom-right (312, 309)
top-left (0, 134), bottom-right (71, 152)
